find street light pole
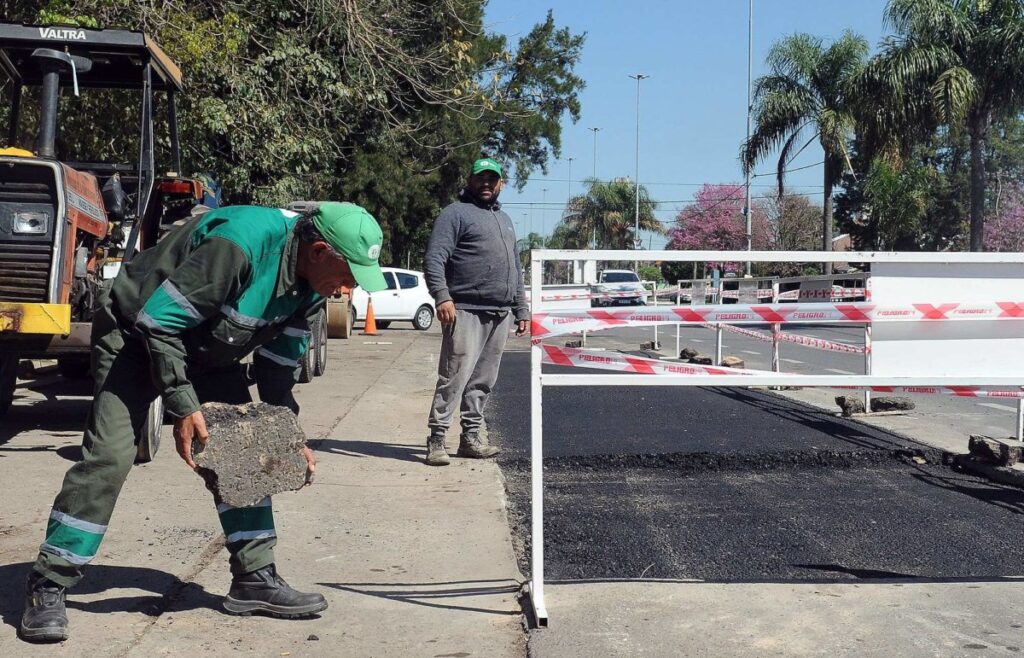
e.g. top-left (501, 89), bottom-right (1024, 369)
top-left (589, 127), bottom-right (600, 179)
top-left (629, 74), bottom-right (648, 252)
top-left (744, 0), bottom-right (754, 276)
top-left (542, 188), bottom-right (549, 248)
top-left (567, 157), bottom-right (574, 203)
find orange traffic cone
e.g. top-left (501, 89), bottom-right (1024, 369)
top-left (361, 296), bottom-right (379, 336)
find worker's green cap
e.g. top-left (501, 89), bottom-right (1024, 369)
top-left (471, 157), bottom-right (503, 177)
top-left (312, 202), bottom-right (388, 293)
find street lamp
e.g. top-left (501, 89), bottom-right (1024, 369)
top-left (541, 188), bottom-right (548, 247)
top-left (629, 74), bottom-right (648, 251)
top-left (588, 127), bottom-right (600, 179)
top-left (744, 0), bottom-right (754, 276)
top-left (567, 156), bottom-right (574, 202)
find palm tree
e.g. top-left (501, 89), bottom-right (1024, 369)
top-left (561, 177), bottom-right (662, 250)
top-left (516, 232), bottom-right (546, 274)
top-left (742, 31), bottom-right (869, 274)
top-left (864, 0), bottom-right (1024, 251)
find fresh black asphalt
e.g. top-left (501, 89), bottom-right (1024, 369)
top-left (488, 352), bottom-right (1024, 582)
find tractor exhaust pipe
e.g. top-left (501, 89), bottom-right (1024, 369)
top-left (36, 61), bottom-right (59, 158)
top-left (30, 49), bottom-right (92, 159)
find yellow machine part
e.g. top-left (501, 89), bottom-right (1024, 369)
top-left (0, 147), bottom-right (35, 157)
top-left (0, 303), bottom-right (71, 335)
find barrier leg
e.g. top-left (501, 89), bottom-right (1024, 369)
top-left (864, 324), bottom-right (873, 415)
top-left (1017, 399), bottom-right (1023, 441)
top-left (581, 330), bottom-right (587, 348)
top-left (675, 290), bottom-right (681, 358)
top-left (715, 324), bottom-right (723, 365)
top-left (528, 258), bottom-right (548, 627)
top-left (771, 323), bottom-right (780, 373)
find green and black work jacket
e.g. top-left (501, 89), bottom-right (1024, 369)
top-left (108, 206), bottom-right (322, 418)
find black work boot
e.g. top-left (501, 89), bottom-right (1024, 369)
top-left (224, 564), bottom-right (327, 618)
top-left (19, 572), bottom-right (69, 643)
top-left (425, 434), bottom-right (450, 466)
top-left (457, 432), bottom-right (501, 458)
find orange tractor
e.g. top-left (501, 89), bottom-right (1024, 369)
top-left (0, 23), bottom-right (203, 458)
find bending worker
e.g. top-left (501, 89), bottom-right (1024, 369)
top-left (20, 202), bottom-right (387, 643)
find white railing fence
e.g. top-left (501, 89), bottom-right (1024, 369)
top-left (526, 249), bottom-right (1024, 627)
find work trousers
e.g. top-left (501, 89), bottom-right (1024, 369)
top-left (428, 308), bottom-right (513, 436)
top-left (33, 301), bottom-right (277, 587)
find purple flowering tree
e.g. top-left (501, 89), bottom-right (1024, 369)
top-left (667, 184), bottom-right (750, 272)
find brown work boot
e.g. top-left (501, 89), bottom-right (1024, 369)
top-left (425, 434), bottom-right (450, 466)
top-left (457, 432), bottom-right (500, 458)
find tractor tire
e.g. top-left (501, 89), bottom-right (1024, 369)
top-left (57, 356), bottom-right (91, 379)
top-left (313, 309), bottom-right (328, 377)
top-left (0, 355), bottom-right (17, 419)
top-left (136, 396), bottom-right (164, 463)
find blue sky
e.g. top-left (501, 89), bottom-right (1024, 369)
top-left (485, 0), bottom-right (891, 248)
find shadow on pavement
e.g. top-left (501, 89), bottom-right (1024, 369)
top-left (546, 574), bottom-right (1024, 585)
top-left (0, 561), bottom-right (224, 633)
top-left (713, 387), bottom-right (929, 452)
top-left (909, 467), bottom-right (1024, 516)
top-left (316, 439), bottom-right (425, 464)
top-left (0, 378), bottom-right (91, 445)
top-left (319, 579), bottom-right (521, 616)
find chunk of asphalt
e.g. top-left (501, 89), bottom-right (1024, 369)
top-left (194, 402), bottom-right (309, 508)
top-left (870, 396), bottom-right (916, 412)
top-left (835, 395), bottom-right (865, 417)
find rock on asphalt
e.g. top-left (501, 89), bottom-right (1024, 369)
top-left (194, 402), bottom-right (308, 507)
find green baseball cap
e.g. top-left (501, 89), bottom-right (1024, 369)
top-left (471, 157), bottom-right (503, 177)
top-left (312, 202), bottom-right (388, 293)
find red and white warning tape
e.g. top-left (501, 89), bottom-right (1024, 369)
top-left (531, 301), bottom-right (1024, 337)
top-left (777, 287), bottom-right (867, 302)
top-left (700, 322), bottom-right (866, 355)
top-left (525, 290), bottom-right (646, 302)
top-left (541, 345), bottom-right (1024, 399)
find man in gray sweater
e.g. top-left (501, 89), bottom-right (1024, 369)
top-left (423, 157), bottom-right (529, 466)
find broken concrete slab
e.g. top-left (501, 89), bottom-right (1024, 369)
top-left (641, 340), bottom-right (662, 351)
top-left (968, 435), bottom-right (1024, 466)
top-left (564, 339), bottom-right (583, 348)
top-left (719, 356), bottom-right (745, 369)
top-left (949, 454), bottom-right (1024, 489)
top-left (679, 347), bottom-right (699, 360)
top-left (835, 395), bottom-right (865, 417)
top-left (194, 402), bottom-right (309, 508)
top-left (689, 355), bottom-right (713, 365)
top-left (870, 396), bottom-right (915, 412)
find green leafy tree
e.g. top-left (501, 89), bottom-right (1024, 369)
top-left (864, 0), bottom-right (1024, 250)
top-left (741, 31), bottom-right (869, 274)
top-left (1, 0), bottom-right (586, 266)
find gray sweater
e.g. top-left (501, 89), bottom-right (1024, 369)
top-left (424, 191), bottom-right (528, 321)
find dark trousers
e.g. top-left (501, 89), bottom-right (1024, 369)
top-left (32, 302), bottom-right (276, 587)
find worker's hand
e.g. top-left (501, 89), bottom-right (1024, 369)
top-left (437, 301), bottom-right (456, 325)
top-left (174, 410), bottom-right (209, 470)
top-left (302, 445), bottom-right (317, 485)
top-left (515, 319), bottom-right (529, 337)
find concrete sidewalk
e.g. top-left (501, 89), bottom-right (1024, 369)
top-left (0, 327), bottom-right (525, 657)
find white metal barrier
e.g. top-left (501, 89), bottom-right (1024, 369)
top-left (526, 249), bottom-right (1024, 626)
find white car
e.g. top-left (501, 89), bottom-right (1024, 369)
top-left (590, 269), bottom-right (649, 307)
top-left (351, 268), bottom-right (436, 330)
